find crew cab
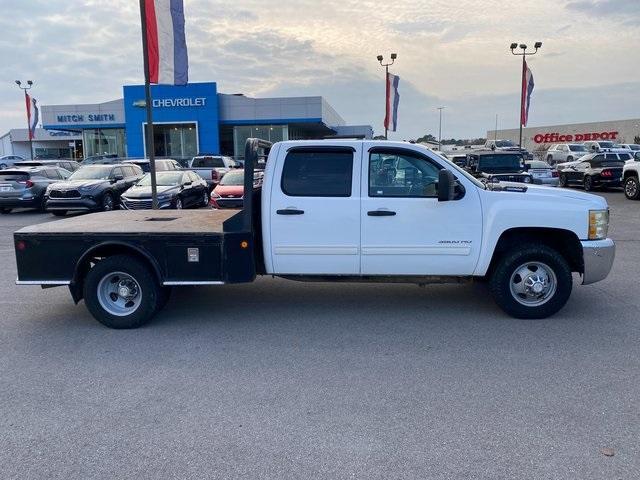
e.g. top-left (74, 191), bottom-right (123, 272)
top-left (464, 150), bottom-right (533, 184)
top-left (14, 139), bottom-right (615, 329)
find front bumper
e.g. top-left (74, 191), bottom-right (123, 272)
top-left (581, 238), bottom-right (615, 285)
top-left (0, 196), bottom-right (41, 208)
top-left (45, 197), bottom-right (98, 211)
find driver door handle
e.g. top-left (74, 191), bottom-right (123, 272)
top-left (368, 210), bottom-right (396, 216)
top-left (277, 208), bottom-right (304, 215)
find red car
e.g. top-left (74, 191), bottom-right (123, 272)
top-left (210, 169), bottom-right (264, 209)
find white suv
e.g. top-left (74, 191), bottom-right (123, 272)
top-left (545, 144), bottom-right (588, 165)
top-left (583, 141), bottom-right (628, 153)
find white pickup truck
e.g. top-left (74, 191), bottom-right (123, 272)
top-left (14, 139), bottom-right (615, 328)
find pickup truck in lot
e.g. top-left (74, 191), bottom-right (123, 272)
top-left (14, 139), bottom-right (615, 329)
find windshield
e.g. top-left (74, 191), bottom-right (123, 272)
top-left (192, 156), bottom-right (224, 168)
top-left (527, 161), bottom-right (550, 169)
top-left (477, 154), bottom-right (523, 170)
top-left (220, 171), bottom-right (244, 186)
top-left (137, 172), bottom-right (183, 186)
top-left (495, 140), bottom-right (515, 147)
top-left (69, 166), bottom-right (113, 180)
top-left (569, 145), bottom-right (587, 152)
top-left (627, 145), bottom-right (640, 151)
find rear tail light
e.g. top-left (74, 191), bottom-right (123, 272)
top-left (601, 170), bottom-right (612, 177)
top-left (18, 180), bottom-right (34, 188)
top-left (211, 170), bottom-right (219, 181)
top-left (552, 171), bottom-right (559, 177)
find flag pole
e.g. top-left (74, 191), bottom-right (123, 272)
top-left (139, 0), bottom-right (158, 209)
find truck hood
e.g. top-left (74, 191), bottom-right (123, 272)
top-left (50, 179), bottom-right (109, 190)
top-left (486, 182), bottom-right (608, 207)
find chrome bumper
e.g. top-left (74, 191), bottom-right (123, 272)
top-left (581, 238), bottom-right (615, 285)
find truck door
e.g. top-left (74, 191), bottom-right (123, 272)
top-left (269, 145), bottom-right (361, 275)
top-left (360, 145), bottom-right (482, 275)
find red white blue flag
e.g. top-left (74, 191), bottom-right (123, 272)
top-left (25, 94), bottom-right (39, 140)
top-left (521, 60), bottom-right (534, 127)
top-left (384, 72), bottom-right (400, 132)
top-left (144, 0), bottom-right (188, 85)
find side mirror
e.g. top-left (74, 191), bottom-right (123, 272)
top-left (112, 174), bottom-right (124, 182)
top-left (183, 181), bottom-right (192, 187)
top-left (438, 169), bottom-right (455, 202)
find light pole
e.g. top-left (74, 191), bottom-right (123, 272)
top-left (437, 106), bottom-right (445, 150)
top-left (510, 41), bottom-right (542, 149)
top-left (377, 53), bottom-right (397, 139)
top-left (15, 80), bottom-right (34, 159)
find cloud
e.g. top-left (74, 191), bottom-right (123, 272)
top-left (0, 0), bottom-right (638, 140)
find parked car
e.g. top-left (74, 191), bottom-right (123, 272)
top-left (189, 155), bottom-right (236, 189)
top-left (14, 159), bottom-right (81, 172)
top-left (622, 152), bottom-right (640, 200)
top-left (210, 169), bottom-right (264, 209)
top-left (13, 139), bottom-right (615, 328)
top-left (0, 154), bottom-right (25, 170)
top-left (122, 158), bottom-right (182, 173)
top-left (484, 139), bottom-right (533, 160)
top-left (82, 154), bottom-right (120, 165)
top-left (583, 141), bottom-right (628, 154)
top-left (45, 164), bottom-right (144, 215)
top-left (121, 170), bottom-right (209, 210)
top-left (618, 144), bottom-right (640, 153)
top-left (0, 166), bottom-right (71, 213)
top-left (557, 153), bottom-right (626, 191)
top-left (448, 154), bottom-right (468, 168)
top-left (525, 160), bottom-right (559, 186)
top-left (464, 151), bottom-right (532, 184)
top-left (545, 144), bottom-right (588, 165)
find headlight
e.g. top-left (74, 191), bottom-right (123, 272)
top-left (589, 209), bottom-right (609, 240)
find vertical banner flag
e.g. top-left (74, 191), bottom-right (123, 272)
top-left (384, 72), bottom-right (400, 132)
top-left (144, 0), bottom-right (188, 85)
top-left (25, 94), bottom-right (39, 140)
top-left (521, 60), bottom-right (534, 127)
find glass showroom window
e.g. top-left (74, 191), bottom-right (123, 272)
top-left (83, 129), bottom-right (126, 158)
top-left (144, 123), bottom-right (197, 159)
top-left (233, 125), bottom-right (288, 159)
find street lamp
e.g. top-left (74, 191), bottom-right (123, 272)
top-left (377, 53), bottom-right (397, 139)
top-left (437, 107), bottom-right (445, 151)
top-left (510, 41), bottom-right (542, 149)
top-left (15, 80), bottom-right (35, 159)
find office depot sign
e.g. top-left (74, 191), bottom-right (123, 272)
top-left (533, 131), bottom-right (619, 144)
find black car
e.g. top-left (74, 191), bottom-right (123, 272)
top-left (82, 154), bottom-right (120, 165)
top-left (557, 153), bottom-right (625, 191)
top-left (122, 158), bottom-right (182, 173)
top-left (0, 166), bottom-right (71, 213)
top-left (121, 170), bottom-right (209, 210)
top-left (14, 159), bottom-right (81, 172)
top-left (464, 150), bottom-right (532, 184)
top-left (45, 164), bottom-right (144, 216)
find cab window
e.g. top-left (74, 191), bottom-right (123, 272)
top-left (281, 149), bottom-right (353, 197)
top-left (369, 151), bottom-right (440, 198)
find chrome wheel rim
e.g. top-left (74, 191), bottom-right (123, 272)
top-left (97, 271), bottom-right (142, 316)
top-left (103, 195), bottom-right (113, 211)
top-left (176, 198), bottom-right (182, 209)
top-left (625, 179), bottom-right (637, 198)
top-left (203, 192), bottom-right (208, 205)
top-left (509, 262), bottom-right (557, 307)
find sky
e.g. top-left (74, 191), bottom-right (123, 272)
top-left (1, 0), bottom-right (639, 140)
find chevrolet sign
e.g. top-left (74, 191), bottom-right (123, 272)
top-left (133, 97), bottom-right (207, 108)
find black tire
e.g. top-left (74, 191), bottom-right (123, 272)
top-left (583, 175), bottom-right (593, 191)
top-left (624, 176), bottom-right (640, 200)
top-left (489, 243), bottom-right (572, 319)
top-left (558, 173), bottom-right (567, 187)
top-left (83, 254), bottom-right (160, 329)
top-left (51, 211), bottom-right (67, 216)
top-left (200, 190), bottom-right (209, 208)
top-left (0, 163), bottom-right (7, 170)
top-left (175, 197), bottom-right (183, 210)
top-left (101, 193), bottom-right (115, 212)
top-left (0, 208), bottom-right (11, 214)
top-left (546, 155), bottom-right (553, 163)
top-left (566, 156), bottom-right (574, 162)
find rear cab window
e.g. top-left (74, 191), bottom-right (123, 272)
top-left (0, 171), bottom-right (30, 182)
top-left (192, 157), bottom-right (225, 168)
top-left (281, 149), bottom-right (354, 197)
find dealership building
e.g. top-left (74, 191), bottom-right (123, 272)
top-left (0, 82), bottom-right (372, 161)
top-left (487, 118), bottom-right (640, 152)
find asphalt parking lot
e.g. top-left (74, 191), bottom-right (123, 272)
top-left (0, 192), bottom-right (638, 479)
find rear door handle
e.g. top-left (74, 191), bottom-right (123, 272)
top-left (277, 208), bottom-right (304, 215)
top-left (367, 210), bottom-right (396, 216)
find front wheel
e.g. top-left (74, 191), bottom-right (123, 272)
top-left (83, 254), bottom-right (161, 329)
top-left (200, 190), bottom-right (209, 207)
top-left (102, 193), bottom-right (115, 211)
top-left (558, 173), bottom-right (568, 187)
top-left (489, 244), bottom-right (572, 319)
top-left (624, 176), bottom-right (640, 200)
top-left (175, 197), bottom-right (183, 210)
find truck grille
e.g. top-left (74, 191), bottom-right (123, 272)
top-left (123, 199), bottom-right (153, 210)
top-left (49, 189), bottom-right (81, 198)
top-left (495, 175), bottom-right (527, 183)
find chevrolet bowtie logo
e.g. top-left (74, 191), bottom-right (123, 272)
top-left (132, 99), bottom-right (146, 108)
